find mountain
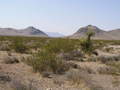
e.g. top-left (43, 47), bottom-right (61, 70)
top-left (108, 29), bottom-right (120, 40)
top-left (0, 26), bottom-right (48, 37)
top-left (70, 25), bottom-right (120, 40)
top-left (46, 32), bottom-right (64, 37)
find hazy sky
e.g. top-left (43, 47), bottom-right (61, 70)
top-left (0, 0), bottom-right (120, 35)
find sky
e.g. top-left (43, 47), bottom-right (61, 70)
top-left (0, 0), bottom-right (120, 35)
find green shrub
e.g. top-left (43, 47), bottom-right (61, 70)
top-left (43, 38), bottom-right (76, 54)
top-left (12, 39), bottom-right (28, 53)
top-left (26, 50), bottom-right (69, 74)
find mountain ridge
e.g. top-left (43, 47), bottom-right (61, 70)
top-left (0, 26), bottom-right (48, 37)
top-left (70, 25), bottom-right (120, 40)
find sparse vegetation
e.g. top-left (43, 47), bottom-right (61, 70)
top-left (0, 35), bottom-right (119, 90)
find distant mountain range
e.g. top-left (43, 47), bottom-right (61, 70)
top-left (46, 32), bottom-right (64, 37)
top-left (0, 26), bottom-right (65, 37)
top-left (0, 26), bottom-right (48, 37)
top-left (0, 25), bottom-right (120, 40)
top-left (70, 25), bottom-right (120, 40)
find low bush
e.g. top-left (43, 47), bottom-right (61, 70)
top-left (97, 66), bottom-right (118, 75)
top-left (0, 72), bottom-right (11, 84)
top-left (66, 69), bottom-right (89, 85)
top-left (10, 79), bottom-right (37, 90)
top-left (26, 50), bottom-right (69, 74)
top-left (12, 39), bottom-right (28, 53)
top-left (43, 38), bottom-right (76, 54)
top-left (58, 50), bottom-right (84, 61)
top-left (0, 43), bottom-right (10, 51)
top-left (88, 55), bottom-right (120, 63)
top-left (106, 61), bottom-right (120, 75)
top-left (4, 56), bottom-right (19, 64)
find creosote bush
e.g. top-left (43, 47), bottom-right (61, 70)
top-left (26, 50), bottom-right (69, 74)
top-left (12, 38), bottom-right (28, 53)
top-left (43, 38), bottom-right (77, 54)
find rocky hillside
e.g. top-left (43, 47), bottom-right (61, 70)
top-left (0, 26), bottom-right (48, 37)
top-left (70, 25), bottom-right (120, 40)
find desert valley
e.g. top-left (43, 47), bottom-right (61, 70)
top-left (0, 25), bottom-right (120, 90)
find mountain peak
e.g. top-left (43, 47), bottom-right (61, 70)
top-left (85, 25), bottom-right (99, 30)
top-left (71, 25), bottom-right (107, 39)
top-left (87, 24), bottom-right (94, 27)
top-left (23, 26), bottom-right (48, 36)
top-left (26, 26), bottom-right (36, 30)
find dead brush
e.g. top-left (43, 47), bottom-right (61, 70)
top-left (66, 69), bottom-right (90, 85)
top-left (10, 79), bottom-right (38, 90)
top-left (3, 56), bottom-right (19, 64)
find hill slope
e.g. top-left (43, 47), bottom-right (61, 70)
top-left (0, 26), bottom-right (48, 37)
top-left (70, 25), bottom-right (120, 40)
top-left (108, 29), bottom-right (120, 40)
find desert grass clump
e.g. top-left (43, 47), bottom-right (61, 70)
top-left (26, 50), bottom-right (69, 74)
top-left (66, 70), bottom-right (84, 85)
top-left (66, 69), bottom-right (91, 90)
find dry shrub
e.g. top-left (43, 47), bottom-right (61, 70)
top-left (0, 72), bottom-right (11, 84)
top-left (58, 50), bottom-right (84, 61)
top-left (97, 66), bottom-right (118, 75)
top-left (10, 79), bottom-right (37, 90)
top-left (97, 61), bottom-right (120, 75)
top-left (106, 61), bottom-right (120, 75)
top-left (4, 56), bottom-right (19, 64)
top-left (88, 55), bottom-right (120, 63)
top-left (0, 43), bottom-right (10, 51)
top-left (66, 69), bottom-right (90, 85)
top-left (12, 39), bottom-right (29, 53)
